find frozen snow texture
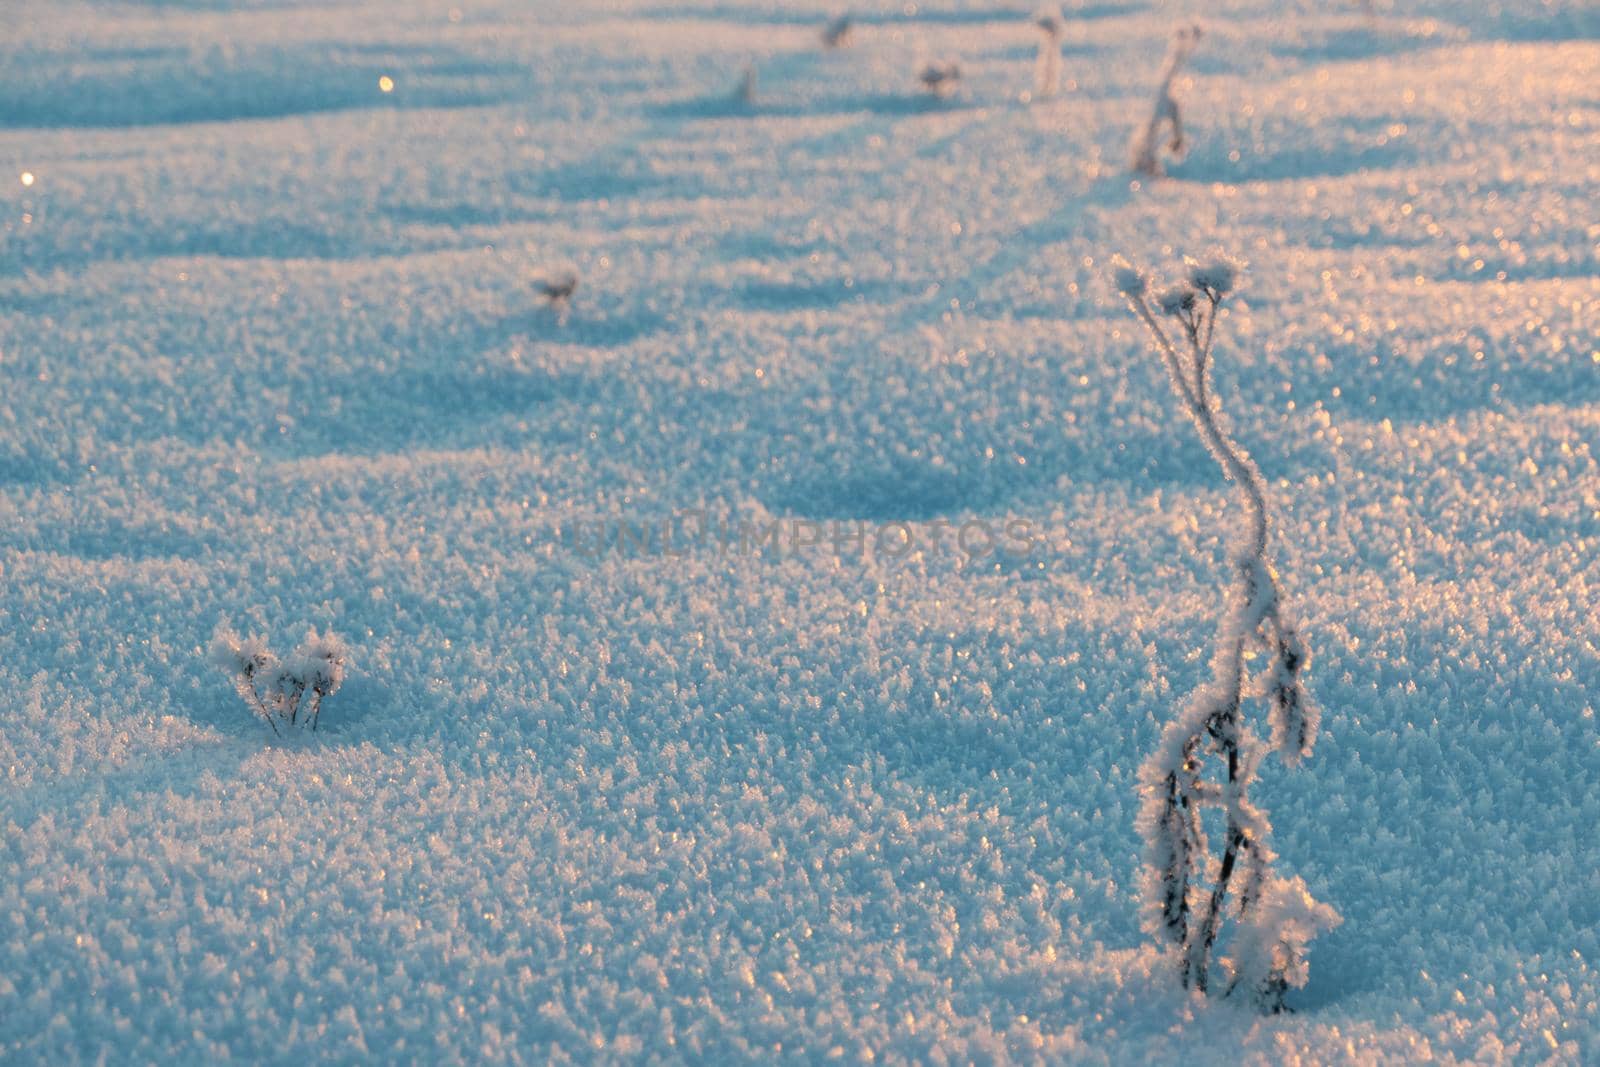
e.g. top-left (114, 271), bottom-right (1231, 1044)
top-left (1121, 260), bottom-right (1333, 1010)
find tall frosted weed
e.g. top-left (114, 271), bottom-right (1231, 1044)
top-left (1114, 255), bottom-right (1340, 1012)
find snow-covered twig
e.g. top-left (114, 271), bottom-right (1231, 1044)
top-left (1115, 254), bottom-right (1337, 1012)
top-left (1129, 24), bottom-right (1202, 177)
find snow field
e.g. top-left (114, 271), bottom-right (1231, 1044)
top-left (1, 0), bottom-right (1598, 1061)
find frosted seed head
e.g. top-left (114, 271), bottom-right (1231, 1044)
top-left (1156, 283), bottom-right (1197, 315)
top-left (1034, 7), bottom-right (1063, 35)
top-left (1111, 257), bottom-right (1147, 297)
top-left (270, 660), bottom-right (303, 697)
top-left (1187, 253), bottom-right (1243, 297)
top-left (239, 636), bottom-right (274, 671)
top-left (209, 623), bottom-right (273, 675)
top-left (293, 629), bottom-right (348, 696)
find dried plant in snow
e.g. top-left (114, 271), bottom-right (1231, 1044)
top-left (1128, 24), bottom-right (1202, 177)
top-left (918, 59), bottom-right (962, 98)
top-left (1114, 254), bottom-right (1339, 1013)
top-left (822, 14), bottom-right (854, 49)
top-left (211, 625), bottom-right (347, 735)
top-left (536, 271), bottom-right (578, 307)
top-left (535, 270), bottom-right (578, 325)
top-left (1033, 7), bottom-right (1065, 98)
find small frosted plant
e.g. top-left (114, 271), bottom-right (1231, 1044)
top-left (536, 270), bottom-right (578, 325)
top-left (918, 59), bottom-right (962, 98)
top-left (1128, 24), bottom-right (1202, 177)
top-left (211, 624), bottom-right (347, 735)
top-left (1033, 7), bottom-right (1065, 98)
top-left (1114, 254), bottom-right (1339, 1013)
top-left (536, 271), bottom-right (578, 307)
top-left (821, 14), bottom-right (854, 49)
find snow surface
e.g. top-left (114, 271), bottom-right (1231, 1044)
top-left (2, 0), bottom-right (1598, 1061)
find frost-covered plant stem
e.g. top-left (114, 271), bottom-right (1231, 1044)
top-left (1033, 9), bottom-right (1064, 98)
top-left (1129, 25), bottom-right (1202, 177)
top-left (821, 14), bottom-right (853, 50)
top-left (1115, 255), bottom-right (1337, 1012)
top-left (233, 655), bottom-right (281, 737)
